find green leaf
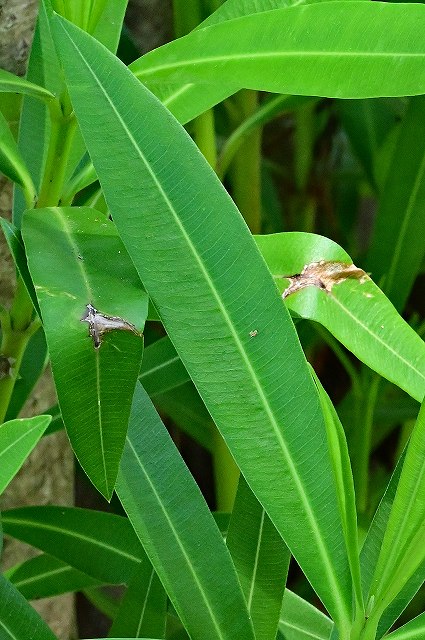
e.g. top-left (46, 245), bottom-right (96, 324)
top-left (140, 336), bottom-right (189, 397)
top-left (366, 96), bottom-right (425, 312)
top-left (0, 68), bottom-right (56, 102)
top-left (226, 475), bottom-right (290, 640)
top-left (5, 329), bottom-right (48, 422)
top-left (359, 450), bottom-right (425, 638)
top-left (108, 559), bottom-right (167, 639)
top-left (132, 3), bottom-right (425, 99)
top-left (53, 17), bottom-right (354, 629)
top-left (337, 98), bottom-right (398, 191)
top-left (129, 0), bottom-right (367, 126)
top-left (311, 369), bottom-right (362, 613)
top-left (0, 110), bottom-right (36, 207)
top-left (0, 574), bottom-right (57, 640)
top-left (22, 207), bottom-right (147, 498)
top-left (0, 416), bottom-right (51, 495)
top-left (385, 612), bottom-right (425, 640)
top-left (6, 554), bottom-right (100, 600)
top-left (154, 381), bottom-right (214, 452)
top-left (255, 232), bottom-right (425, 403)
top-left (279, 589), bottom-right (334, 640)
top-left (0, 218), bottom-right (39, 313)
top-left (12, 0), bottom-right (64, 227)
top-left (1, 506), bottom-right (145, 584)
top-left (92, 0), bottom-right (129, 53)
top-left (366, 400), bottom-right (425, 630)
top-left (116, 383), bottom-right (255, 640)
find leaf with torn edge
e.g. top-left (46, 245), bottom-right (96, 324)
top-left (22, 207), bottom-right (148, 499)
top-left (255, 232), bottom-right (425, 403)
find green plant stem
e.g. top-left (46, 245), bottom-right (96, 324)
top-left (218, 95), bottom-right (316, 181)
top-left (230, 90), bottom-right (262, 234)
top-left (353, 373), bottom-right (380, 515)
top-left (37, 105), bottom-right (77, 208)
top-left (0, 279), bottom-right (40, 423)
top-left (194, 109), bottom-right (217, 169)
top-left (212, 427), bottom-right (240, 512)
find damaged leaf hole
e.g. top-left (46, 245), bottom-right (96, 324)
top-left (277, 260), bottom-right (369, 299)
top-left (81, 303), bottom-right (142, 349)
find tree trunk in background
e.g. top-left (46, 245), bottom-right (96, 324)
top-left (0, 2), bottom-right (75, 638)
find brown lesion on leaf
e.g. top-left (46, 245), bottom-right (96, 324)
top-left (81, 303), bottom-right (142, 349)
top-left (276, 260), bottom-right (369, 299)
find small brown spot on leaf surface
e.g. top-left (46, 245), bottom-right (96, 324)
top-left (280, 260), bottom-right (369, 299)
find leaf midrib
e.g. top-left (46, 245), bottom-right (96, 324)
top-left (52, 208), bottom-right (109, 494)
top-left (123, 437), bottom-right (228, 640)
top-left (329, 294), bottom-right (425, 393)
top-left (1, 516), bottom-right (141, 565)
top-left (136, 50), bottom-right (425, 80)
top-left (59, 20), bottom-right (350, 626)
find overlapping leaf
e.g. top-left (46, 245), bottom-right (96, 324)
top-left (22, 207), bottom-right (147, 498)
top-left (1, 506), bottom-right (145, 583)
top-left (116, 383), bottom-right (255, 640)
top-left (132, 3), bottom-right (425, 99)
top-left (52, 17), bottom-right (354, 629)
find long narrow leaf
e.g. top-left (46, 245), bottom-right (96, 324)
top-left (116, 383), bottom-right (255, 640)
top-left (0, 416), bottom-right (51, 495)
top-left (0, 575), bottom-right (57, 640)
top-left (226, 475), bottom-right (290, 640)
top-left (132, 3), bottom-right (425, 99)
top-left (386, 612), bottom-right (425, 640)
top-left (6, 554), bottom-right (100, 600)
top-left (365, 400), bottom-right (425, 632)
top-left (0, 110), bottom-right (36, 206)
top-left (1, 507), bottom-right (145, 584)
top-left (53, 17), bottom-right (354, 628)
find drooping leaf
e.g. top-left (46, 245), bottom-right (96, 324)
top-left (132, 3), bottom-right (425, 99)
top-left (6, 554), bottom-right (100, 600)
top-left (0, 68), bottom-right (55, 103)
top-left (226, 475), bottom-right (290, 640)
top-left (255, 232), bottom-right (425, 403)
top-left (0, 574), bottom-right (57, 640)
top-left (116, 383), bottom-right (255, 640)
top-left (0, 416), bottom-right (51, 495)
top-left (53, 17), bottom-right (354, 628)
top-left (0, 109), bottom-right (36, 207)
top-left (1, 506), bottom-right (145, 584)
top-left (22, 207), bottom-right (147, 498)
